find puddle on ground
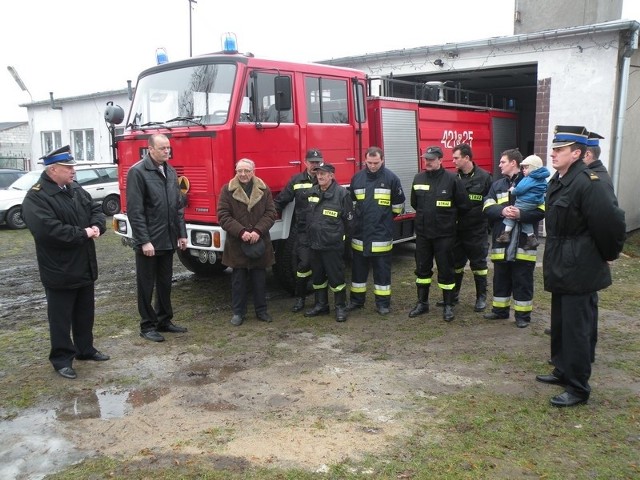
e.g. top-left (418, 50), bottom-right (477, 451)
top-left (56, 386), bottom-right (169, 421)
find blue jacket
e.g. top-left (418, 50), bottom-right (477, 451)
top-left (513, 166), bottom-right (550, 204)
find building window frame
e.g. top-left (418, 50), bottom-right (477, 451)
top-left (71, 129), bottom-right (95, 161)
top-left (41, 131), bottom-right (62, 155)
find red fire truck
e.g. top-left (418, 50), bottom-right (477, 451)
top-left (105, 44), bottom-right (517, 292)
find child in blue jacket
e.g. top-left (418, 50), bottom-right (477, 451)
top-left (497, 155), bottom-right (550, 249)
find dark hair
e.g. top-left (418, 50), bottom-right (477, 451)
top-left (501, 148), bottom-right (523, 165)
top-left (586, 145), bottom-right (601, 160)
top-left (570, 143), bottom-right (587, 160)
top-left (453, 143), bottom-right (473, 160)
top-left (366, 146), bottom-right (384, 160)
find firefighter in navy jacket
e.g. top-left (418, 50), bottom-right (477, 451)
top-left (408, 146), bottom-right (469, 322)
top-left (482, 148), bottom-right (544, 328)
top-left (274, 149), bottom-right (323, 313)
top-left (304, 163), bottom-right (354, 322)
top-left (449, 143), bottom-right (493, 312)
top-left (536, 126), bottom-right (625, 407)
top-left (347, 147), bottom-right (405, 315)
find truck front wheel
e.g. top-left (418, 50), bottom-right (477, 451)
top-left (177, 249), bottom-right (227, 276)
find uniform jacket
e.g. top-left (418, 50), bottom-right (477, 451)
top-left (543, 160), bottom-right (625, 294)
top-left (307, 180), bottom-right (354, 251)
top-left (126, 154), bottom-right (187, 251)
top-left (350, 165), bottom-right (405, 256)
top-left (483, 173), bottom-right (544, 262)
top-left (456, 163), bottom-right (492, 231)
top-left (410, 167), bottom-right (469, 239)
top-left (512, 166), bottom-right (550, 204)
top-left (273, 170), bottom-right (316, 233)
top-left (218, 176), bottom-right (276, 269)
top-left (588, 160), bottom-right (614, 193)
top-left (22, 171), bottom-right (106, 289)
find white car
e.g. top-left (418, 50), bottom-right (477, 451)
top-left (0, 164), bottom-right (120, 229)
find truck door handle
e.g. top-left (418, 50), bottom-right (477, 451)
top-left (346, 157), bottom-right (356, 162)
top-left (289, 160), bottom-right (301, 165)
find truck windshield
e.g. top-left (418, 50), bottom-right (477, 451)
top-left (127, 63), bottom-right (237, 128)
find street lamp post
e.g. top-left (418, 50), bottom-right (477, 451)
top-left (189, 0), bottom-right (197, 57)
top-left (7, 66), bottom-right (33, 102)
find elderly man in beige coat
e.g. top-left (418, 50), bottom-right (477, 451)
top-left (217, 158), bottom-right (277, 326)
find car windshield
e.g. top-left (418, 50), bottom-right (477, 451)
top-left (9, 171), bottom-right (42, 191)
top-left (127, 62), bottom-right (237, 128)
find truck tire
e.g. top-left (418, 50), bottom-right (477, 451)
top-left (177, 249), bottom-right (227, 276)
top-left (6, 206), bottom-right (26, 229)
top-left (102, 194), bottom-right (121, 216)
top-left (273, 231), bottom-right (298, 294)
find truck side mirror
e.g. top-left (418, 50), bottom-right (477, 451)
top-left (274, 76), bottom-right (292, 112)
top-left (104, 102), bottom-right (125, 125)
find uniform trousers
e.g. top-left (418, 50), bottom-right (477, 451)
top-left (135, 250), bottom-right (175, 332)
top-left (349, 251), bottom-right (392, 307)
top-left (295, 232), bottom-right (312, 277)
top-left (310, 248), bottom-right (346, 291)
top-left (414, 235), bottom-right (455, 289)
top-left (231, 268), bottom-right (267, 316)
top-left (453, 227), bottom-right (489, 273)
top-left (490, 261), bottom-right (534, 321)
top-left (45, 284), bottom-right (97, 370)
top-left (550, 293), bottom-right (593, 399)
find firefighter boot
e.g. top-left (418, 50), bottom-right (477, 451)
top-left (443, 290), bottom-right (455, 322)
top-left (409, 286), bottom-right (430, 318)
top-left (334, 290), bottom-right (348, 323)
top-left (291, 278), bottom-right (307, 313)
top-left (473, 275), bottom-right (488, 312)
top-left (437, 272), bottom-right (463, 306)
top-left (304, 289), bottom-right (330, 317)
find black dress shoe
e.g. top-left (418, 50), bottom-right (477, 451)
top-left (57, 367), bottom-right (77, 379)
top-left (484, 311), bottom-right (509, 320)
top-left (515, 318), bottom-right (530, 328)
top-left (140, 330), bottom-right (165, 342)
top-left (550, 391), bottom-right (588, 407)
top-left (544, 327), bottom-right (551, 335)
top-left (536, 374), bottom-right (565, 385)
top-left (157, 323), bottom-right (188, 333)
top-left (256, 312), bottom-right (273, 322)
top-left (230, 314), bottom-right (244, 326)
top-left (77, 351), bottom-right (110, 361)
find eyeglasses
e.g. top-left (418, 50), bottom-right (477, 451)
top-left (236, 169), bottom-right (253, 174)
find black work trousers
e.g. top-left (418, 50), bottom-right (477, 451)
top-left (550, 292), bottom-right (593, 399)
top-left (135, 250), bottom-right (175, 332)
top-left (414, 235), bottom-right (455, 289)
top-left (453, 227), bottom-right (489, 273)
top-left (45, 284), bottom-right (97, 370)
top-left (310, 248), bottom-right (346, 292)
top-left (489, 261), bottom-right (534, 321)
top-left (231, 268), bottom-right (267, 317)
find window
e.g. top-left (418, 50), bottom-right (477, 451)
top-left (71, 129), bottom-right (95, 161)
top-left (305, 77), bottom-right (349, 124)
top-left (41, 131), bottom-right (62, 155)
top-left (239, 71), bottom-right (293, 123)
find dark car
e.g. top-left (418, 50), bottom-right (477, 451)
top-left (0, 168), bottom-right (26, 189)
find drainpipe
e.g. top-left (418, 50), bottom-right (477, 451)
top-left (611, 26), bottom-right (639, 197)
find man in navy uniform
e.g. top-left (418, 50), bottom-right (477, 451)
top-left (536, 126), bottom-right (625, 407)
top-left (347, 146), bottom-right (405, 315)
top-left (274, 149), bottom-right (324, 313)
top-left (22, 146), bottom-right (109, 380)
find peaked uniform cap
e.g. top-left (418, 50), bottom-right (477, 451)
top-left (315, 162), bottom-right (335, 173)
top-left (587, 131), bottom-right (604, 147)
top-left (40, 145), bottom-right (76, 166)
top-left (305, 149), bottom-right (324, 162)
top-left (423, 146), bottom-right (443, 159)
top-left (551, 126), bottom-right (588, 148)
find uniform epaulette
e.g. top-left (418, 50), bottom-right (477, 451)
top-left (584, 170), bottom-right (600, 181)
top-left (31, 183), bottom-right (42, 191)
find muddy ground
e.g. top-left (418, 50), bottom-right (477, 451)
top-left (0, 226), bottom-right (638, 479)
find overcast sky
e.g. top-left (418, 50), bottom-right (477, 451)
top-left (2, 0), bottom-right (640, 122)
